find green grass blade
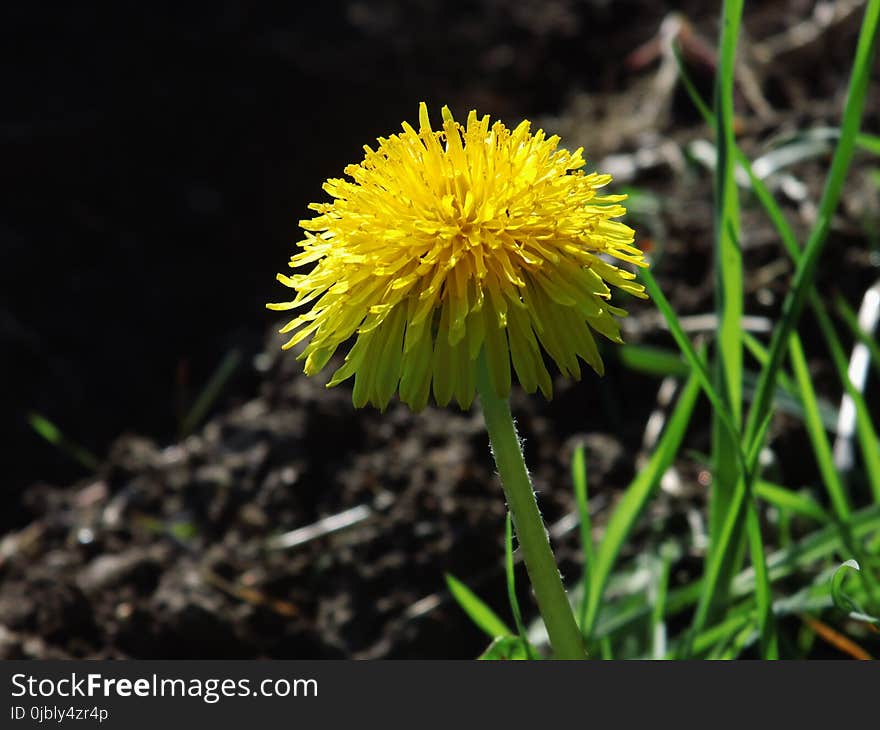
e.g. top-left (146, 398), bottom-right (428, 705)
top-left (650, 547), bottom-right (673, 660)
top-left (708, 0), bottom-right (746, 622)
top-left (478, 636), bottom-right (532, 660)
top-left (571, 445), bottom-right (594, 630)
top-left (754, 481), bottom-right (831, 524)
top-left (27, 412), bottom-right (99, 471)
top-left (813, 303), bottom-right (880, 502)
top-left (674, 611), bottom-right (752, 658)
top-left (742, 332), bottom-right (798, 395)
top-left (687, 472), bottom-right (751, 653)
top-left (788, 334), bottom-right (853, 518)
top-left (640, 269), bottom-right (745, 470)
top-left (746, 500), bottom-right (778, 658)
top-left (180, 349), bottom-right (241, 438)
top-left (712, 0), bottom-right (744, 425)
top-left (581, 368), bottom-right (702, 637)
top-left (856, 132), bottom-right (880, 155)
top-left (831, 560), bottom-right (880, 626)
top-left (835, 294), bottom-right (880, 383)
top-left (618, 344), bottom-right (689, 378)
top-left (445, 573), bottom-right (512, 639)
top-left (505, 513), bottom-right (536, 659)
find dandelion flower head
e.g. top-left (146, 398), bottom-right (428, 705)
top-left (268, 103), bottom-right (648, 410)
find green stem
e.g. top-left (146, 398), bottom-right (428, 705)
top-left (476, 356), bottom-right (587, 660)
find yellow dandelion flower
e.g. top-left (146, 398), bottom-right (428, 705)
top-left (268, 103), bottom-right (648, 410)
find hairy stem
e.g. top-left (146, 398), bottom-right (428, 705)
top-left (476, 356), bottom-right (587, 660)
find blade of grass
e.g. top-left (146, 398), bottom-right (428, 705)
top-left (27, 412), bottom-right (99, 471)
top-left (673, 611), bottom-right (752, 658)
top-left (831, 560), bottom-right (880, 626)
top-left (618, 344), bottom-right (689, 378)
top-left (505, 513), bottom-right (536, 659)
top-left (742, 407), bottom-right (779, 659)
top-left (625, 339), bottom-right (818, 426)
top-left (445, 573), bottom-right (512, 639)
top-left (742, 332), bottom-right (798, 395)
top-left (835, 294), bottom-right (880, 382)
top-left (641, 267), bottom-right (774, 651)
top-left (789, 334), bottom-right (854, 518)
top-left (650, 546), bottom-right (673, 660)
top-left (179, 349), bottom-right (241, 438)
top-left (478, 636), bottom-right (531, 660)
top-left (754, 480), bottom-right (831, 524)
top-left (711, 619), bottom-right (758, 659)
top-left (813, 303), bottom-right (880, 502)
top-left (746, 500), bottom-right (778, 658)
top-left (708, 0), bottom-right (746, 623)
top-left (712, 0), bottom-right (744, 422)
top-left (640, 269), bottom-right (745, 471)
top-left (641, 269), bottom-right (777, 644)
top-left (581, 367), bottom-right (702, 637)
top-left (571, 445), bottom-right (594, 631)
top-left (857, 132), bottom-right (880, 154)
top-left (744, 330), bottom-right (841, 432)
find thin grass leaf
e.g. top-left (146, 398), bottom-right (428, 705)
top-left (742, 332), bottom-right (798, 395)
top-left (640, 269), bottom-right (745, 472)
top-left (754, 481), bottom-right (831, 523)
top-left (714, 620), bottom-right (760, 659)
top-left (618, 344), bottom-right (689, 378)
top-left (742, 333), bottom-right (841, 429)
top-left (712, 0), bottom-right (744, 425)
top-left (571, 445), bottom-right (594, 631)
top-left (27, 412), bottom-right (99, 471)
top-left (445, 573), bottom-right (512, 639)
top-left (746, 410), bottom-right (774, 472)
top-left (638, 274), bottom-right (765, 652)
top-left (835, 294), bottom-right (880, 383)
top-left (624, 341), bottom-right (814, 426)
top-left (746, 500), bottom-right (778, 658)
top-left (831, 560), bottom-right (880, 626)
top-left (478, 636), bottom-right (532, 660)
top-left (180, 349), bottom-right (241, 438)
top-left (740, 409), bottom-right (778, 658)
top-left (581, 367), bottom-right (702, 637)
top-left (505, 513), bottom-right (536, 659)
top-left (813, 303), bottom-right (880, 502)
top-left (857, 132), bottom-right (880, 155)
top-left (788, 333), bottom-right (853, 518)
top-left (672, 611), bottom-right (752, 658)
top-left (708, 0), bottom-right (746, 624)
top-left (650, 547), bottom-right (673, 660)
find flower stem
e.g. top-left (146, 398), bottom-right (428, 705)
top-left (476, 357), bottom-right (587, 660)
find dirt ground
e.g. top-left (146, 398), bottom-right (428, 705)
top-left (2, 1), bottom-right (878, 658)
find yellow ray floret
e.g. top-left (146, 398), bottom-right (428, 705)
top-left (268, 103), bottom-right (648, 410)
